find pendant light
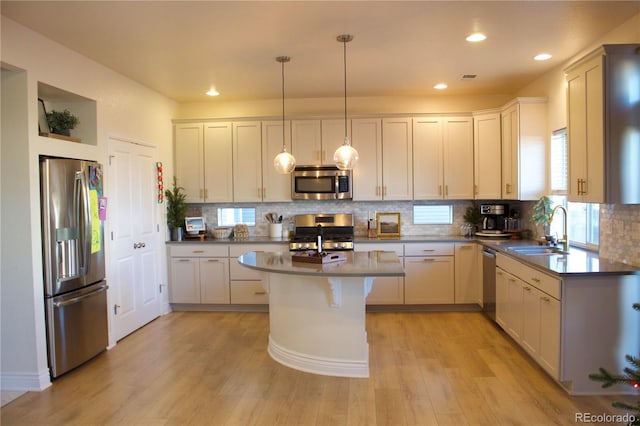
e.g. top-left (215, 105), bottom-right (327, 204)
top-left (333, 34), bottom-right (359, 170)
top-left (273, 56), bottom-right (296, 174)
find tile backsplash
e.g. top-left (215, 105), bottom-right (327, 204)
top-left (600, 204), bottom-right (640, 267)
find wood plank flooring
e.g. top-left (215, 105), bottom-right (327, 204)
top-left (1, 311), bottom-right (634, 425)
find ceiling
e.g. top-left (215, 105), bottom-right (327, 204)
top-left (2, 1), bottom-right (639, 103)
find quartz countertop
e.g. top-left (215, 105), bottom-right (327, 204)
top-left (479, 239), bottom-right (640, 277)
top-left (237, 250), bottom-right (405, 278)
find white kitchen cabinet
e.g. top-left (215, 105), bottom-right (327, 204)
top-left (382, 118), bottom-right (413, 200)
top-left (501, 98), bottom-right (547, 200)
top-left (261, 120), bottom-right (293, 202)
top-left (473, 111), bottom-right (502, 200)
top-left (174, 122), bottom-right (233, 203)
top-left (351, 118), bottom-right (383, 201)
top-left (321, 119), bottom-right (350, 162)
top-left (291, 120), bottom-right (323, 165)
top-left (232, 121), bottom-right (263, 202)
top-left (358, 243), bottom-right (404, 305)
top-left (229, 244), bottom-right (287, 304)
top-left (454, 243), bottom-right (479, 304)
top-left (565, 44), bottom-right (640, 204)
top-left (413, 117), bottom-right (473, 200)
top-left (495, 253), bottom-right (561, 380)
top-left (168, 245), bottom-right (230, 304)
top-left (404, 243), bottom-right (454, 304)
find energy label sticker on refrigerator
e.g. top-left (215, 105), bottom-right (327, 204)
top-left (90, 189), bottom-right (101, 253)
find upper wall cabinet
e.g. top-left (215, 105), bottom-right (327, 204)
top-left (232, 121), bottom-right (263, 202)
top-left (174, 122), bottom-right (233, 203)
top-left (382, 118), bottom-right (413, 200)
top-left (291, 119), bottom-right (350, 166)
top-left (413, 116), bottom-right (473, 200)
top-left (473, 111), bottom-right (502, 200)
top-left (501, 98), bottom-right (547, 201)
top-left (352, 118), bottom-right (383, 201)
top-left (262, 120), bottom-right (293, 202)
top-left (37, 82), bottom-right (97, 145)
top-left (565, 44), bottom-right (640, 204)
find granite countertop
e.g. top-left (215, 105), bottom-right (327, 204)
top-left (237, 250), bottom-right (406, 278)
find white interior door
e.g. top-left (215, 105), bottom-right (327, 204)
top-left (108, 137), bottom-right (162, 341)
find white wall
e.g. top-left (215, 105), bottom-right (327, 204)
top-left (0, 16), bottom-right (178, 390)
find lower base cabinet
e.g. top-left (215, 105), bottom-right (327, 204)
top-left (404, 243), bottom-right (454, 304)
top-left (496, 253), bottom-right (560, 379)
top-left (168, 245), bottom-right (230, 304)
top-left (358, 243), bottom-right (405, 304)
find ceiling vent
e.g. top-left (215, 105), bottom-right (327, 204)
top-left (461, 74), bottom-right (477, 80)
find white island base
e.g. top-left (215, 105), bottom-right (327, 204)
top-left (265, 274), bottom-right (374, 378)
top-left (237, 250), bottom-right (405, 378)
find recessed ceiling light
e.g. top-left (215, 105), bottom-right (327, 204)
top-left (206, 88), bottom-right (220, 96)
top-left (434, 83), bottom-right (448, 90)
top-left (534, 53), bottom-right (552, 61)
top-left (466, 33), bottom-right (486, 42)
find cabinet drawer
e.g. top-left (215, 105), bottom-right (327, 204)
top-left (497, 253), bottom-right (560, 299)
top-left (230, 281), bottom-right (269, 304)
top-left (404, 243), bottom-right (454, 257)
top-left (169, 244), bottom-right (228, 258)
top-left (229, 244), bottom-right (288, 257)
top-left (357, 243), bottom-right (404, 256)
top-left (230, 258), bottom-right (263, 280)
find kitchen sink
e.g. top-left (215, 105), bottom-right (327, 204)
top-left (507, 245), bottom-right (570, 256)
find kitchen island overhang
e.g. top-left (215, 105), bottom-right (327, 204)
top-left (237, 250), bottom-right (405, 378)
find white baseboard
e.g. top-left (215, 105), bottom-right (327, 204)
top-left (1, 370), bottom-right (51, 392)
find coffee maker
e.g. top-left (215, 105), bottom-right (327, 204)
top-left (480, 204), bottom-right (508, 232)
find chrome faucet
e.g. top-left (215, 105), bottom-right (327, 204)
top-left (547, 205), bottom-right (568, 251)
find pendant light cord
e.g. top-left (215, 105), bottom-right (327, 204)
top-left (343, 38), bottom-right (348, 139)
top-left (281, 58), bottom-right (286, 151)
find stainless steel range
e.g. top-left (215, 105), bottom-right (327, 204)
top-left (289, 213), bottom-right (354, 251)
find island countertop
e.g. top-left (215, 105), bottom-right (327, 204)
top-left (237, 250), bottom-right (405, 278)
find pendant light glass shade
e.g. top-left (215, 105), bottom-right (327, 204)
top-left (274, 56), bottom-right (296, 174)
top-left (334, 34), bottom-right (358, 170)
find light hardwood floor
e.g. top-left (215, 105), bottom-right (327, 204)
top-left (1, 311), bottom-right (634, 425)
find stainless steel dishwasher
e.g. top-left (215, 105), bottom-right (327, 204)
top-left (482, 248), bottom-right (496, 321)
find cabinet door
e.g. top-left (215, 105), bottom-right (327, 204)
top-left (404, 256), bottom-right (454, 304)
top-left (538, 293), bottom-right (560, 379)
top-left (366, 276), bottom-right (404, 305)
top-left (382, 118), bottom-right (413, 200)
top-left (505, 275), bottom-right (524, 341)
top-left (262, 120), bottom-right (292, 202)
top-left (352, 118), bottom-right (383, 201)
top-left (495, 267), bottom-right (508, 329)
top-left (501, 105), bottom-right (519, 200)
top-left (199, 258), bottom-right (230, 304)
top-left (174, 123), bottom-right (204, 203)
top-left (413, 117), bottom-right (443, 200)
top-left (521, 284), bottom-right (541, 356)
top-left (567, 55), bottom-right (604, 203)
top-left (291, 120), bottom-right (322, 165)
top-left (203, 122), bottom-right (233, 202)
top-left (169, 258), bottom-right (200, 303)
top-left (454, 243), bottom-right (478, 304)
top-left (233, 121), bottom-right (263, 202)
top-left (473, 112), bottom-right (502, 199)
top-left (443, 117), bottom-right (474, 199)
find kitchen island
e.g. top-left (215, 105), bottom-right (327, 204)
top-left (237, 250), bottom-right (405, 378)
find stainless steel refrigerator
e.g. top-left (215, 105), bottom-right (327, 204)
top-left (40, 157), bottom-right (108, 378)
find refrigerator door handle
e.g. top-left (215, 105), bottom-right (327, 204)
top-left (75, 170), bottom-right (92, 274)
top-left (53, 283), bottom-right (108, 308)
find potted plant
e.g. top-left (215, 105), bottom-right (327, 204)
top-left (165, 177), bottom-right (188, 241)
top-left (463, 204), bottom-right (482, 236)
top-left (45, 109), bottom-right (79, 136)
top-left (530, 195), bottom-right (554, 241)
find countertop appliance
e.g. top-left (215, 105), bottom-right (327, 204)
top-left (482, 247), bottom-right (496, 321)
top-left (291, 165), bottom-right (352, 200)
top-left (480, 204), bottom-right (508, 232)
top-left (289, 213), bottom-right (354, 251)
top-left (40, 157), bottom-right (108, 378)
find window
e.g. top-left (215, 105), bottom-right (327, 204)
top-left (548, 128), bottom-right (599, 249)
top-left (413, 204), bottom-right (453, 225)
top-left (217, 207), bottom-right (256, 226)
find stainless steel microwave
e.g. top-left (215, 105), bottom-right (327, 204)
top-left (291, 165), bottom-right (352, 200)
